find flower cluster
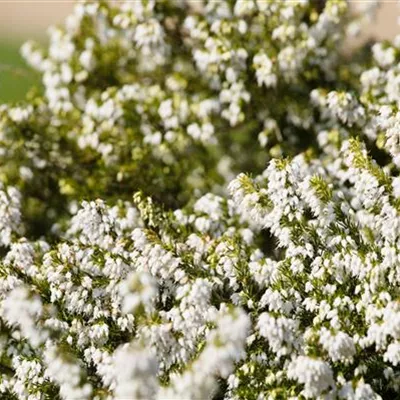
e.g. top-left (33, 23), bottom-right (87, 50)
top-left (1, 0), bottom-right (400, 399)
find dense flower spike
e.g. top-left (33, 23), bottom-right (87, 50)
top-left (1, 0), bottom-right (400, 398)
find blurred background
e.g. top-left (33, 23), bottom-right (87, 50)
top-left (0, 2), bottom-right (398, 103)
top-left (0, 3), bottom-right (73, 102)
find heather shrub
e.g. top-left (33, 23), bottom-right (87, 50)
top-left (1, 1), bottom-right (400, 399)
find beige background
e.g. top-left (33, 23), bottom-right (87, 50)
top-left (0, 2), bottom-right (74, 39)
top-left (0, 1), bottom-right (398, 40)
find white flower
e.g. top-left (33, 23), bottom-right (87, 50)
top-left (67, 200), bottom-right (116, 249)
top-left (287, 356), bottom-right (334, 398)
top-left (113, 342), bottom-right (158, 400)
top-left (120, 271), bottom-right (158, 314)
top-left (44, 345), bottom-right (92, 400)
top-left (384, 341), bottom-right (400, 366)
top-left (0, 184), bottom-right (23, 246)
top-left (257, 313), bottom-right (299, 357)
top-left (2, 286), bottom-right (47, 348)
top-left (326, 91), bottom-right (365, 126)
top-left (79, 50), bottom-right (96, 71)
top-left (372, 43), bottom-right (396, 68)
top-left (319, 328), bottom-right (356, 363)
top-left (253, 52), bottom-right (277, 88)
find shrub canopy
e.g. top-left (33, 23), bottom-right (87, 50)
top-left (1, 1), bottom-right (400, 399)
